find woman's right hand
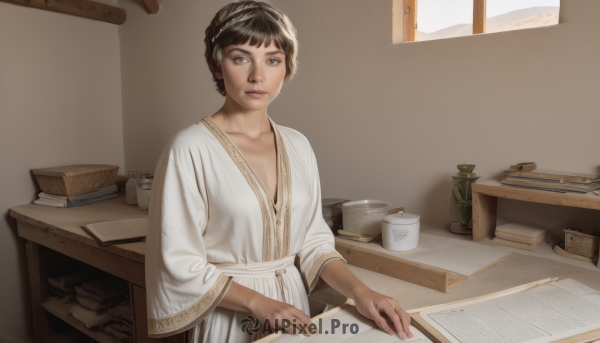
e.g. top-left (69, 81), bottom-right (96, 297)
top-left (247, 294), bottom-right (314, 337)
top-left (219, 281), bottom-right (314, 336)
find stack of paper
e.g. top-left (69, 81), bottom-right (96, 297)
top-left (34, 185), bottom-right (118, 208)
top-left (501, 170), bottom-right (600, 193)
top-left (337, 230), bottom-right (381, 243)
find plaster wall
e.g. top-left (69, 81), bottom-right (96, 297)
top-left (119, 0), bottom-right (600, 239)
top-left (0, 2), bottom-right (124, 330)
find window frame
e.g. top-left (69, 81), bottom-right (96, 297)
top-left (398, 0), bottom-right (560, 42)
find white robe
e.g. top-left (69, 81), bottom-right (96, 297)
top-left (145, 116), bottom-right (345, 342)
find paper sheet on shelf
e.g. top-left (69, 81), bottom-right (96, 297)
top-left (336, 233), bottom-right (512, 276)
top-left (419, 278), bottom-right (600, 343)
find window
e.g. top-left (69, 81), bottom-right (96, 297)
top-left (418, 0), bottom-right (474, 41)
top-left (486, 0), bottom-right (560, 35)
top-left (394, 0), bottom-right (561, 43)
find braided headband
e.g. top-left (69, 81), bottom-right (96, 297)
top-left (211, 4), bottom-right (283, 43)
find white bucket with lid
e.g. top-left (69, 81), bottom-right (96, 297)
top-left (381, 212), bottom-right (420, 251)
top-left (342, 200), bottom-right (392, 236)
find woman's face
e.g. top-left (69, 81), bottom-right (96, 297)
top-left (217, 40), bottom-right (286, 112)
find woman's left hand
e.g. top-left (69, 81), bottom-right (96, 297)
top-left (352, 287), bottom-right (413, 340)
top-left (320, 259), bottom-right (413, 339)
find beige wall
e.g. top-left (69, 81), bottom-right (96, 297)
top-left (0, 2), bottom-right (124, 329)
top-left (0, 0), bottom-right (596, 334)
top-left (119, 0), bottom-right (600, 240)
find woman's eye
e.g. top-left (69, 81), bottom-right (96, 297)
top-left (233, 57), bottom-right (247, 63)
top-left (267, 58), bottom-right (281, 65)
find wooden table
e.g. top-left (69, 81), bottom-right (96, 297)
top-left (12, 190), bottom-right (600, 343)
top-left (471, 180), bottom-right (600, 241)
top-left (10, 195), bottom-right (184, 343)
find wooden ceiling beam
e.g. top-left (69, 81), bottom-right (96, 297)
top-left (1, 0), bottom-right (126, 25)
top-left (142, 0), bottom-right (159, 14)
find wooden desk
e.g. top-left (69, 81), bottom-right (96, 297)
top-left (471, 180), bottom-right (600, 241)
top-left (13, 191), bottom-right (600, 343)
top-left (10, 195), bottom-right (184, 343)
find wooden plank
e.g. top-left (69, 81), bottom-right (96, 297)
top-left (0, 0), bottom-right (126, 25)
top-left (142, 0), bottom-right (159, 14)
top-left (446, 272), bottom-right (468, 289)
top-left (472, 192), bottom-right (497, 242)
top-left (18, 220), bottom-right (146, 287)
top-left (26, 242), bottom-right (52, 343)
top-left (392, 0), bottom-right (405, 43)
top-left (9, 197), bottom-right (147, 264)
top-left (403, 0), bottom-right (417, 42)
top-left (473, 0), bottom-right (486, 34)
top-left (132, 284), bottom-right (151, 343)
top-left (472, 180), bottom-right (600, 211)
top-left (335, 239), bottom-right (452, 293)
top-left (409, 312), bottom-right (446, 343)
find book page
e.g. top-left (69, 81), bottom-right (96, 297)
top-left (84, 218), bottom-right (147, 242)
top-left (420, 279), bottom-right (600, 343)
top-left (266, 306), bottom-right (432, 343)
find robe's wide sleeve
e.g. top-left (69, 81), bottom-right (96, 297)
top-left (145, 138), bottom-right (232, 338)
top-left (296, 142), bottom-right (346, 295)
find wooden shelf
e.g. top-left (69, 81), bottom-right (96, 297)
top-left (41, 300), bottom-right (119, 343)
top-left (471, 180), bottom-right (600, 241)
top-left (473, 180), bottom-right (600, 210)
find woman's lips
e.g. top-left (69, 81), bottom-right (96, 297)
top-left (245, 91), bottom-right (267, 99)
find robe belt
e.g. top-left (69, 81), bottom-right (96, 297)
top-left (213, 256), bottom-right (296, 304)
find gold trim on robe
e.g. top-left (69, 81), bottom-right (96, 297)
top-left (147, 274), bottom-right (231, 338)
top-left (307, 251), bottom-right (345, 294)
top-left (202, 116), bottom-right (292, 262)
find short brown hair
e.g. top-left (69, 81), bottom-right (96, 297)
top-left (204, 1), bottom-right (298, 96)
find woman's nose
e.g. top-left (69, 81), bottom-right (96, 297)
top-left (248, 64), bottom-right (265, 83)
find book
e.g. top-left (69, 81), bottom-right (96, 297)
top-left (34, 192), bottom-right (118, 208)
top-left (82, 218), bottom-right (147, 246)
top-left (409, 278), bottom-right (600, 343)
top-left (501, 177), bottom-right (600, 193)
top-left (505, 170), bottom-right (600, 184)
top-left (38, 185), bottom-right (118, 202)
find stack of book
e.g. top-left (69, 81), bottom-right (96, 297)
top-left (492, 223), bottom-right (547, 251)
top-left (337, 230), bottom-right (381, 243)
top-left (501, 170), bottom-right (600, 193)
top-left (34, 185), bottom-right (118, 208)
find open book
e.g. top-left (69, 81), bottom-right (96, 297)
top-left (409, 278), bottom-right (600, 343)
top-left (257, 302), bottom-right (432, 342)
top-left (82, 218), bottom-right (147, 246)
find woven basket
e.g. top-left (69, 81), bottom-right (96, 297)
top-left (564, 228), bottom-right (600, 259)
top-left (32, 164), bottom-right (119, 196)
top-left (553, 245), bottom-right (594, 263)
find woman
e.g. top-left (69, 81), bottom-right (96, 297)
top-left (145, 2), bottom-right (412, 342)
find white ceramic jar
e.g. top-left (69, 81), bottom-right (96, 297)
top-left (381, 212), bottom-right (420, 251)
